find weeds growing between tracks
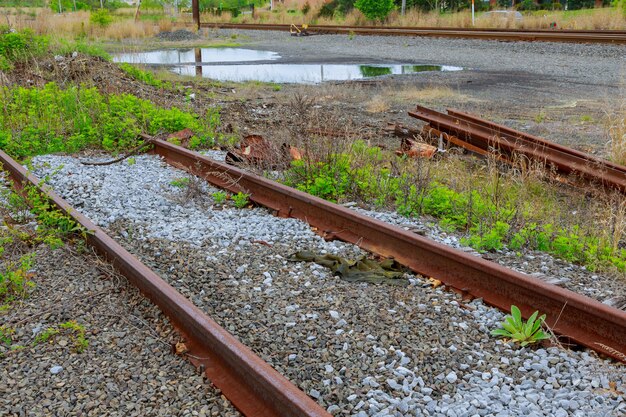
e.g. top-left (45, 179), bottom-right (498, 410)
top-left (265, 101), bottom-right (626, 275)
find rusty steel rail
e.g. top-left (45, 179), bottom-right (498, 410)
top-left (149, 138), bottom-right (626, 363)
top-left (0, 149), bottom-right (330, 417)
top-left (409, 105), bottom-right (626, 193)
top-left (446, 108), bottom-right (626, 175)
top-left (200, 22), bottom-right (626, 44)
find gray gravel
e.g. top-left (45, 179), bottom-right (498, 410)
top-left (208, 28), bottom-right (625, 86)
top-left (0, 229), bottom-right (239, 414)
top-left (30, 153), bottom-right (626, 416)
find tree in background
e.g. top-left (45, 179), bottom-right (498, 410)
top-left (354, 0), bottom-right (394, 20)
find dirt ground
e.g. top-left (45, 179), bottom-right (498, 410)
top-left (8, 29), bottom-right (623, 157)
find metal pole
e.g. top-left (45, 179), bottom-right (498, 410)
top-left (471, 0), bottom-right (475, 26)
top-left (58, 0), bottom-right (62, 13)
top-left (401, 0), bottom-right (406, 15)
top-left (192, 0), bottom-right (200, 31)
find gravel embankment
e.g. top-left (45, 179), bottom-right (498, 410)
top-left (31, 154), bottom-right (626, 417)
top-left (0, 175), bottom-right (239, 417)
top-left (210, 29), bottom-right (625, 87)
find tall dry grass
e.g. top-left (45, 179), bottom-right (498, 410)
top-left (200, 5), bottom-right (626, 30)
top-left (6, 9), bottom-right (179, 40)
top-left (607, 104), bottom-right (626, 166)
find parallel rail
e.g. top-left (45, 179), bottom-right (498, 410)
top-left (410, 105), bottom-right (626, 193)
top-left (0, 149), bottom-right (330, 417)
top-left (150, 138), bottom-right (626, 363)
top-left (200, 22), bottom-right (626, 44)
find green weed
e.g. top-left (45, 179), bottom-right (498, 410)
top-left (59, 320), bottom-right (88, 353)
top-left (232, 192), bottom-right (250, 208)
top-left (491, 305), bottom-right (550, 346)
top-left (281, 140), bottom-right (626, 273)
top-left (170, 177), bottom-right (190, 188)
top-left (119, 63), bottom-right (163, 88)
top-left (0, 253), bottom-right (35, 305)
top-left (212, 191), bottom-right (227, 204)
top-left (0, 83), bottom-right (219, 159)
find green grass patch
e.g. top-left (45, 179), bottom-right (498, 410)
top-left (282, 140), bottom-right (626, 273)
top-left (0, 82), bottom-right (222, 159)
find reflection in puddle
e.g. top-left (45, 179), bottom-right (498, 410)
top-left (112, 48), bottom-right (280, 65)
top-left (114, 48), bottom-right (462, 84)
top-left (174, 63), bottom-right (462, 83)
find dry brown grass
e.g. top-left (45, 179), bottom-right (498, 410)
top-left (606, 104), bottom-right (626, 165)
top-left (201, 5), bottom-right (625, 30)
top-left (365, 95), bottom-right (390, 113)
top-left (392, 85), bottom-right (467, 103)
top-left (5, 9), bottom-right (180, 40)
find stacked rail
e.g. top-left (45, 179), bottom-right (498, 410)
top-left (409, 105), bottom-right (626, 193)
top-left (200, 22), bottom-right (626, 44)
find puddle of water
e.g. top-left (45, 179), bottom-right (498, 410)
top-left (174, 64), bottom-right (462, 84)
top-left (112, 48), bottom-right (280, 65)
top-left (114, 48), bottom-right (462, 84)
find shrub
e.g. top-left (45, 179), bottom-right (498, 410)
top-left (354, 0), bottom-right (394, 21)
top-left (0, 29), bottom-right (48, 70)
top-left (90, 9), bottom-right (113, 27)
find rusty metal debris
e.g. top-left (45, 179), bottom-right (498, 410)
top-left (396, 137), bottom-right (438, 159)
top-left (226, 134), bottom-right (272, 165)
top-left (167, 128), bottom-right (195, 147)
top-left (150, 138), bottom-right (626, 363)
top-left (409, 105), bottom-right (626, 193)
top-left (226, 135), bottom-right (303, 168)
top-left (0, 148), bottom-right (330, 417)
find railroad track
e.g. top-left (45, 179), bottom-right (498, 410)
top-left (200, 22), bottom-right (626, 44)
top-left (410, 106), bottom-right (626, 193)
top-left (2, 138), bottom-right (625, 415)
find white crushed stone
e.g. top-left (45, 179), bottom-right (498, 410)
top-left (30, 153), bottom-right (626, 417)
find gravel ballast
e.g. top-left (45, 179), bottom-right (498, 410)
top-left (30, 154), bottom-right (626, 416)
top-left (0, 174), bottom-right (239, 417)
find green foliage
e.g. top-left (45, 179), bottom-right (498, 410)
top-left (212, 191), bottom-right (227, 204)
top-left (462, 221), bottom-right (510, 252)
top-left (54, 38), bottom-right (111, 61)
top-left (119, 63), bottom-right (164, 88)
top-left (282, 141), bottom-right (626, 273)
top-left (0, 253), bottom-right (35, 305)
top-left (516, 0), bottom-right (539, 10)
top-left (170, 177), bottom-right (190, 188)
top-left (35, 327), bottom-right (59, 344)
top-left (491, 305), bottom-right (550, 346)
top-left (59, 320), bottom-right (88, 352)
top-left (1, 83), bottom-right (218, 159)
top-left (0, 28), bottom-right (48, 71)
top-left (127, 157), bottom-right (136, 165)
top-left (0, 326), bottom-right (13, 346)
top-left (89, 9), bottom-right (113, 27)
top-left (232, 192), bottom-right (250, 208)
top-left (355, 0), bottom-right (394, 21)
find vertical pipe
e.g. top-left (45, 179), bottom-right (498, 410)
top-left (192, 0), bottom-right (200, 31)
top-left (195, 47), bottom-right (203, 77)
